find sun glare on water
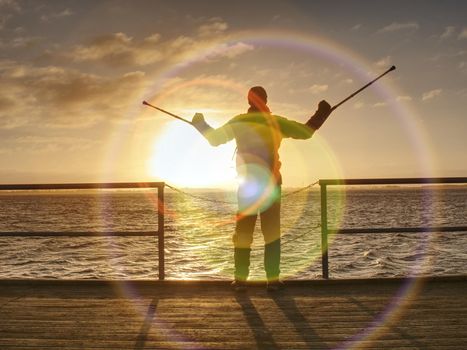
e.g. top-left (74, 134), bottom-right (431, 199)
top-left (148, 121), bottom-right (237, 188)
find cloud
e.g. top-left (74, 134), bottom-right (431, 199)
top-left (197, 18), bottom-right (228, 37)
top-left (373, 102), bottom-right (387, 108)
top-left (459, 61), bottom-right (467, 74)
top-left (0, 36), bottom-right (42, 49)
top-left (374, 56), bottom-right (392, 68)
top-left (40, 8), bottom-right (73, 22)
top-left (459, 28), bottom-right (467, 40)
top-left (0, 61), bottom-right (148, 129)
top-left (457, 88), bottom-right (467, 98)
top-left (197, 42), bottom-right (254, 61)
top-left (0, 95), bottom-right (14, 110)
top-left (0, 14), bottom-right (12, 30)
top-left (309, 84), bottom-right (328, 94)
top-left (0, 0), bottom-right (21, 12)
top-left (353, 101), bottom-right (364, 109)
top-left (0, 0), bottom-right (20, 31)
top-left (68, 32), bottom-right (161, 67)
top-left (440, 26), bottom-right (456, 39)
top-left (396, 95), bottom-right (413, 102)
top-left (429, 49), bottom-right (467, 62)
top-left (11, 135), bottom-right (102, 154)
top-left (144, 33), bottom-right (161, 44)
top-left (147, 73), bottom-right (246, 118)
top-left (60, 22), bottom-right (253, 67)
top-left (351, 24), bottom-right (362, 31)
top-left (377, 22), bottom-right (419, 33)
top-left (421, 89), bottom-right (442, 101)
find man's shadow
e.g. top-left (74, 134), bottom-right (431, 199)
top-left (235, 293), bottom-right (279, 350)
top-left (235, 289), bottom-right (328, 350)
top-left (270, 290), bottom-right (329, 349)
top-left (134, 298), bottom-right (158, 350)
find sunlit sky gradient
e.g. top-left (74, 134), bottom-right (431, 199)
top-left (0, 0), bottom-right (466, 187)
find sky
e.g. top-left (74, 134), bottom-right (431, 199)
top-left (0, 0), bottom-right (466, 188)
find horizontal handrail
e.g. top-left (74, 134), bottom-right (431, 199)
top-left (0, 182), bottom-right (165, 191)
top-left (320, 177), bottom-right (467, 185)
top-left (0, 231), bottom-right (161, 237)
top-left (336, 226), bottom-right (467, 234)
top-left (320, 177), bottom-right (467, 279)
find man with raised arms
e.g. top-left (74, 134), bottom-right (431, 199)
top-left (192, 86), bottom-right (332, 291)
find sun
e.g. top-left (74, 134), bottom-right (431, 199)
top-left (148, 121), bottom-right (237, 188)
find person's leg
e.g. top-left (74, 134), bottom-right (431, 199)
top-left (260, 187), bottom-right (281, 282)
top-left (233, 213), bottom-right (256, 281)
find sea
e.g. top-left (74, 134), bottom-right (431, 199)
top-left (0, 186), bottom-right (466, 280)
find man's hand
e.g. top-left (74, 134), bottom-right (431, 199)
top-left (192, 112), bottom-right (210, 136)
top-left (317, 100), bottom-right (332, 116)
top-left (306, 99), bottom-right (333, 131)
top-left (192, 113), bottom-right (205, 125)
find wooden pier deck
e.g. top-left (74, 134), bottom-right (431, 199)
top-left (1, 277), bottom-right (466, 350)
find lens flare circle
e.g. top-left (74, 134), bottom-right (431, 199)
top-left (100, 28), bottom-right (438, 349)
top-left (237, 163), bottom-right (279, 215)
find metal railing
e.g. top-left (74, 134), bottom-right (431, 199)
top-left (2, 178), bottom-right (466, 281)
top-left (0, 182), bottom-right (166, 280)
top-left (319, 177), bottom-right (467, 279)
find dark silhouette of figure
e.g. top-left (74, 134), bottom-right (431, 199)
top-left (192, 86), bottom-right (332, 290)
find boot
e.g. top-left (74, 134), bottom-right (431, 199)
top-left (231, 279), bottom-right (248, 292)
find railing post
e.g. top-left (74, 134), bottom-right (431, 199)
top-left (320, 183), bottom-right (329, 279)
top-left (158, 184), bottom-right (165, 280)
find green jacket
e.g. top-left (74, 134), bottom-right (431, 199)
top-left (194, 110), bottom-right (327, 185)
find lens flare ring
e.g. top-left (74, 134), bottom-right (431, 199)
top-left (100, 28), bottom-right (437, 348)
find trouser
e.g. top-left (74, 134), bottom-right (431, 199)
top-left (232, 185), bottom-right (281, 281)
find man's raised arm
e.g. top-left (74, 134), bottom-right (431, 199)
top-left (279, 100), bottom-right (333, 140)
top-left (192, 113), bottom-right (234, 146)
